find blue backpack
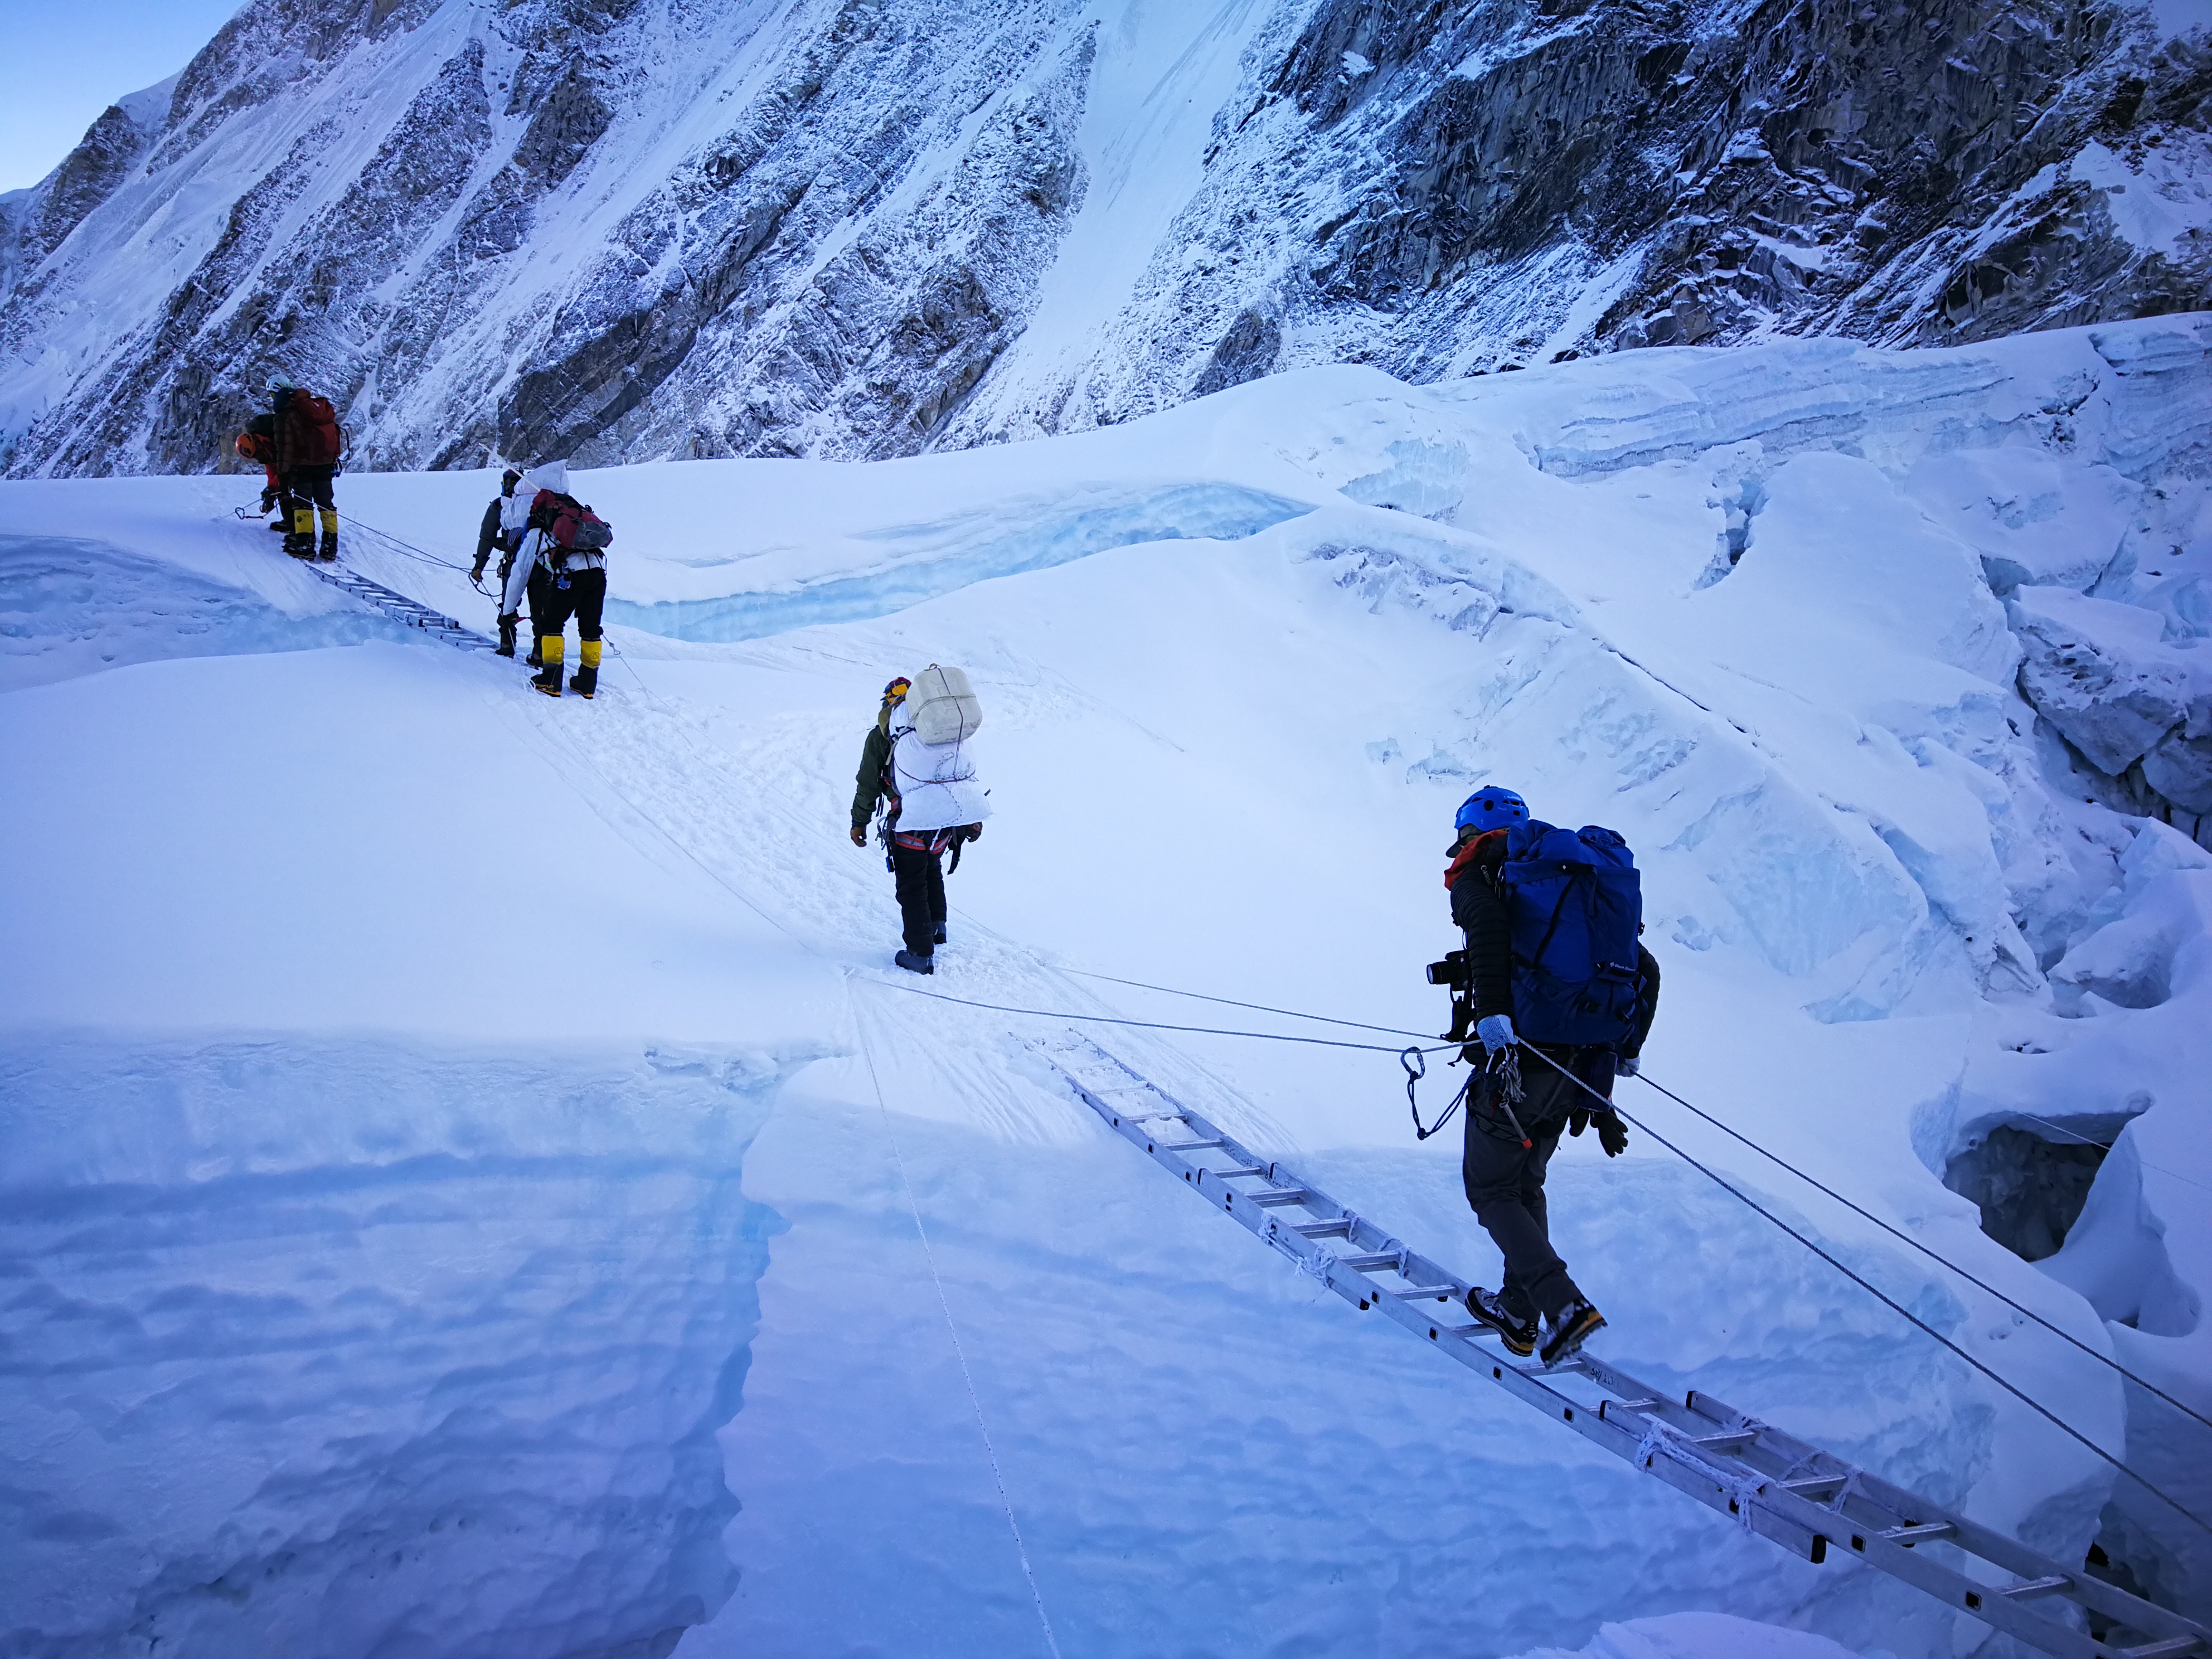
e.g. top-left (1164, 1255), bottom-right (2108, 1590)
top-left (1497, 821), bottom-right (1645, 1046)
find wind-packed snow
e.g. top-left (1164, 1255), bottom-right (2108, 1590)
top-left (4, 318), bottom-right (2211, 1656)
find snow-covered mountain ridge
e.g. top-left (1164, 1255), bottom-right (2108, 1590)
top-left (0, 0), bottom-right (2206, 476)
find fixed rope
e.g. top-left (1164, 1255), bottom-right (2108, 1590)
top-left (1059, 963), bottom-right (2212, 1442)
top-left (853, 982), bottom-right (1064, 1659)
top-left (1512, 1040), bottom-right (2212, 1542)
top-left (873, 978), bottom-right (1463, 1057)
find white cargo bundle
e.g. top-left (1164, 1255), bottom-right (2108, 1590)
top-left (905, 664), bottom-right (982, 745)
top-left (890, 729), bottom-right (991, 831)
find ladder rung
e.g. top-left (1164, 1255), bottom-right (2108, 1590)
top-left (1161, 1139), bottom-right (1228, 1152)
top-left (1605, 1398), bottom-right (1660, 1414)
top-left (1292, 1220), bottom-right (1351, 1239)
top-left (2117, 1639), bottom-right (2205, 1659)
top-left (1997, 1575), bottom-right (2071, 1600)
top-left (1216, 1166), bottom-right (1277, 1179)
top-left (1692, 1429), bottom-right (1761, 1452)
top-left (1394, 1286), bottom-right (1461, 1301)
top-left (1883, 1522), bottom-right (1956, 1545)
top-left (1781, 1474), bottom-right (1847, 1495)
top-left (1336, 1253), bottom-right (1404, 1273)
top-left (1246, 1189), bottom-right (1311, 1207)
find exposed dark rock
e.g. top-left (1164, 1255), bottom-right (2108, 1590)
top-left (1192, 309), bottom-right (1283, 396)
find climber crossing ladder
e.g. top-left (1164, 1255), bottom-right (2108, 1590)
top-left (1042, 1036), bottom-right (2210, 1659)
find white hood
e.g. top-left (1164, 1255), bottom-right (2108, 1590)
top-left (501, 460), bottom-right (573, 539)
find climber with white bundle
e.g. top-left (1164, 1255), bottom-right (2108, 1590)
top-left (848, 666), bottom-right (989, 974)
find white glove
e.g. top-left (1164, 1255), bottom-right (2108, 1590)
top-left (1616, 1056), bottom-right (1639, 1078)
top-left (1476, 1015), bottom-right (1517, 1052)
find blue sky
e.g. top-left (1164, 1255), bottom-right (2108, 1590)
top-left (0, 0), bottom-right (243, 193)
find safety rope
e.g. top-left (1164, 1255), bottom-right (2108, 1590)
top-left (1059, 964), bottom-right (2212, 1438)
top-left (1512, 1041), bottom-right (2212, 1542)
top-left (1631, 1070), bottom-right (2212, 1437)
top-left (853, 981), bottom-right (1064, 1659)
top-left (1063, 967), bottom-right (1434, 1040)
top-left (343, 513), bottom-right (474, 573)
top-left (872, 980), bottom-right (1464, 1057)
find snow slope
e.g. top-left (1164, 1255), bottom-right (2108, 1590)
top-left (4, 319), bottom-right (2210, 1656)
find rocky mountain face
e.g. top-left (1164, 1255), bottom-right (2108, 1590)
top-left (1, 0), bottom-right (2204, 482)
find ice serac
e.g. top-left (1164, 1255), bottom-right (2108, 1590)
top-left (1, 0), bottom-right (2208, 474)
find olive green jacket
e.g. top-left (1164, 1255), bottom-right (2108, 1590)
top-left (851, 710), bottom-right (895, 830)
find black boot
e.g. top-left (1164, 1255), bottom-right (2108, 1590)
top-left (532, 638), bottom-right (564, 697)
top-left (569, 641), bottom-right (599, 700)
top-left (496, 613), bottom-right (517, 658)
top-left (1539, 1300), bottom-right (1606, 1367)
top-left (933, 922), bottom-right (947, 945)
top-left (1466, 1288), bottom-right (1537, 1358)
top-left (894, 949), bottom-right (935, 974)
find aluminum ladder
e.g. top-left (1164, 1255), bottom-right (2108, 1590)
top-left (305, 560), bottom-right (493, 651)
top-left (1046, 1042), bottom-right (2209, 1659)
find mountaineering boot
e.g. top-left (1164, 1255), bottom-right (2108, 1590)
top-left (1539, 1300), bottom-right (1606, 1367)
top-left (496, 613), bottom-right (518, 658)
top-left (526, 641), bottom-right (542, 667)
top-left (286, 502), bottom-right (315, 559)
top-left (893, 949), bottom-right (935, 975)
top-left (1465, 1287), bottom-right (1538, 1358)
top-left (532, 637), bottom-right (564, 698)
top-left (570, 639), bottom-right (600, 700)
top-left (933, 922), bottom-right (947, 945)
top-left (317, 509), bottom-right (339, 561)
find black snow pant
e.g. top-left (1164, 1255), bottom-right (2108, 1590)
top-left (1462, 1044), bottom-right (1615, 1323)
top-left (525, 563), bottom-right (554, 639)
top-left (889, 841), bottom-right (947, 956)
top-left (539, 564), bottom-right (605, 643)
top-left (280, 465), bottom-right (337, 555)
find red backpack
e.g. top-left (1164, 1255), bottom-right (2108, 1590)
top-left (282, 391), bottom-right (343, 467)
top-left (530, 489), bottom-right (614, 552)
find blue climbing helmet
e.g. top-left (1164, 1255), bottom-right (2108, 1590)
top-left (1455, 785), bottom-right (1529, 836)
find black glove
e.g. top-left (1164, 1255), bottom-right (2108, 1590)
top-left (260, 489), bottom-right (278, 511)
top-left (1593, 1111), bottom-right (1628, 1158)
top-left (1569, 1106), bottom-right (1589, 1137)
top-left (1616, 1056), bottom-right (1639, 1079)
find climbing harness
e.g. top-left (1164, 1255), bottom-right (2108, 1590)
top-left (1401, 1044), bottom-right (1525, 1144)
top-left (1045, 1034), bottom-right (2212, 1659)
top-left (1401, 1046), bottom-right (1468, 1141)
